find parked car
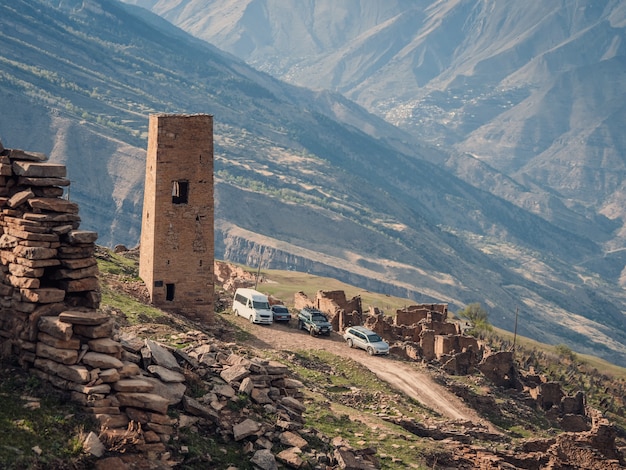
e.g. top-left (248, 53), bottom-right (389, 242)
top-left (232, 288), bottom-right (273, 324)
top-left (343, 326), bottom-right (390, 355)
top-left (297, 308), bottom-right (332, 336)
top-left (271, 304), bottom-right (291, 322)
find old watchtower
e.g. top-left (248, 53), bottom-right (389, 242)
top-left (139, 113), bottom-right (214, 323)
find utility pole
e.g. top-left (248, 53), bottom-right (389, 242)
top-left (254, 248), bottom-right (264, 290)
top-left (512, 306), bottom-right (519, 350)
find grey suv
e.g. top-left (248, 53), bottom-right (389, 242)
top-left (343, 326), bottom-right (389, 355)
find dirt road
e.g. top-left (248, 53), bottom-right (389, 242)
top-left (233, 316), bottom-right (495, 429)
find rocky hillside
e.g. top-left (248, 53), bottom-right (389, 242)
top-left (0, 250), bottom-right (624, 470)
top-left (1, 0), bottom-right (626, 366)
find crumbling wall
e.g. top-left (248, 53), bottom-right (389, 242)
top-left (0, 145), bottom-right (101, 352)
top-left (315, 290), bottom-right (362, 332)
top-left (214, 260), bottom-right (256, 291)
top-left (395, 304), bottom-right (448, 326)
top-left (294, 291), bottom-right (313, 310)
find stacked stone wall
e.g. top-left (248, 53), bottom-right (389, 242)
top-left (0, 146), bottom-right (101, 356)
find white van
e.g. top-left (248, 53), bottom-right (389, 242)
top-left (232, 288), bottom-right (273, 324)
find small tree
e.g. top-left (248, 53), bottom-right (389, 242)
top-left (554, 343), bottom-right (577, 362)
top-left (457, 302), bottom-right (492, 333)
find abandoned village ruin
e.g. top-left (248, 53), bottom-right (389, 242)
top-left (0, 113), bottom-right (622, 467)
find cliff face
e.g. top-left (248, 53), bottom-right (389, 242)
top-left (217, 230), bottom-right (423, 302)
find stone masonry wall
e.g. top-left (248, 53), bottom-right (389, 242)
top-left (0, 143), bottom-right (102, 356)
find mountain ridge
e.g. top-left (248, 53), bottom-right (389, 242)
top-left (1, 0), bottom-right (626, 365)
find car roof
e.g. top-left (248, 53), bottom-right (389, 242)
top-left (235, 288), bottom-right (267, 299)
top-left (348, 326), bottom-right (376, 335)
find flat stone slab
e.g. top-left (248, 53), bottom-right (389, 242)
top-left (7, 189), bottom-right (35, 208)
top-left (14, 245), bottom-right (57, 260)
top-left (7, 149), bottom-right (47, 162)
top-left (144, 339), bottom-right (182, 372)
top-left (12, 161), bottom-right (66, 178)
top-left (20, 288), bottom-right (65, 303)
top-left (87, 338), bottom-right (123, 355)
top-left (182, 395), bottom-right (219, 422)
top-left (34, 358), bottom-right (89, 383)
top-left (74, 319), bottom-right (115, 339)
top-left (36, 342), bottom-right (78, 365)
top-left (220, 364), bottom-right (250, 384)
top-left (59, 310), bottom-right (110, 326)
top-left (143, 377), bottom-right (186, 405)
top-left (233, 418), bottom-right (261, 441)
top-left (18, 177), bottom-right (70, 187)
top-left (251, 449), bottom-right (278, 470)
top-left (81, 351), bottom-right (124, 369)
top-left (214, 384), bottom-right (236, 398)
top-left (147, 364), bottom-right (185, 383)
top-left (279, 431), bottom-right (308, 449)
top-left (113, 378), bottom-right (155, 393)
top-left (116, 393), bottom-right (169, 414)
top-left (59, 277), bottom-right (99, 292)
top-left (67, 230), bottom-right (98, 244)
top-left (37, 332), bottom-right (80, 350)
top-left (28, 198), bottom-right (79, 214)
top-left (50, 265), bottom-right (100, 281)
top-left (38, 316), bottom-right (73, 341)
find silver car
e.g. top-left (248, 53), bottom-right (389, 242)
top-left (343, 326), bottom-right (390, 355)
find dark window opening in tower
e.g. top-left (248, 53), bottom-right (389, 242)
top-left (172, 181), bottom-right (189, 204)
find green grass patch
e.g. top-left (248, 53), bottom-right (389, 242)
top-left (249, 266), bottom-right (414, 314)
top-left (96, 251), bottom-right (140, 279)
top-left (304, 402), bottom-right (440, 470)
top-left (173, 428), bottom-right (256, 469)
top-left (0, 365), bottom-right (97, 469)
top-left (100, 284), bottom-right (165, 324)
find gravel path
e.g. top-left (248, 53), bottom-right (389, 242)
top-left (232, 315), bottom-right (496, 429)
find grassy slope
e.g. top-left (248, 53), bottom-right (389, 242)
top-left (2, 249), bottom-right (625, 469)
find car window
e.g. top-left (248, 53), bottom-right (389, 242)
top-left (253, 300), bottom-right (270, 309)
top-left (366, 333), bottom-right (382, 343)
top-left (273, 306), bottom-right (288, 313)
top-left (312, 314), bottom-right (327, 321)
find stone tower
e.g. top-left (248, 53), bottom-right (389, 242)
top-left (139, 114), bottom-right (214, 323)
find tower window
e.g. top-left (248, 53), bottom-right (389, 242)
top-left (172, 181), bottom-right (189, 204)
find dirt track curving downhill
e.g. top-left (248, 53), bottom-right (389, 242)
top-left (231, 315), bottom-right (498, 432)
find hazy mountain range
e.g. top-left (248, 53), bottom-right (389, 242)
top-left (1, 0), bottom-right (625, 365)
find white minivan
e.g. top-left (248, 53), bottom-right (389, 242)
top-left (232, 288), bottom-right (273, 324)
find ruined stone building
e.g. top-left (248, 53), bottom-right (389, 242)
top-left (139, 114), bottom-right (214, 323)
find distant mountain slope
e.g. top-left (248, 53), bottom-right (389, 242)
top-left (126, 0), bottom-right (626, 266)
top-left (2, 0), bottom-right (626, 365)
